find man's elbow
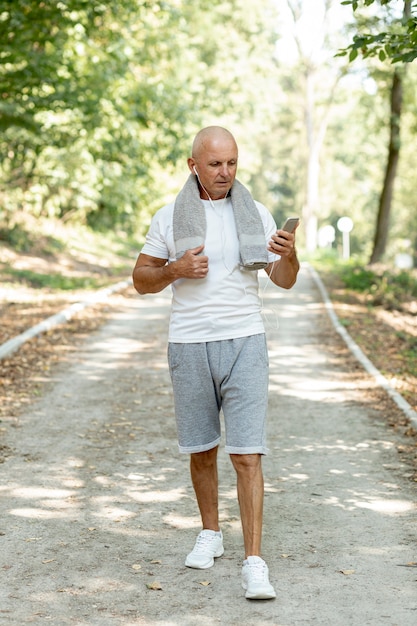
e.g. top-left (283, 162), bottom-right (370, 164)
top-left (283, 277), bottom-right (297, 290)
top-left (278, 276), bottom-right (296, 290)
top-left (132, 271), bottom-right (148, 295)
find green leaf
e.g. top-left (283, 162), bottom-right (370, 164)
top-left (349, 48), bottom-right (359, 62)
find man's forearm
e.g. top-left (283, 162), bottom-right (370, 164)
top-left (133, 246), bottom-right (210, 295)
top-left (133, 262), bottom-right (178, 295)
top-left (267, 251), bottom-right (300, 289)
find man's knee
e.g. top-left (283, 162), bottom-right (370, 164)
top-left (230, 453), bottom-right (262, 476)
top-left (190, 446), bottom-right (218, 470)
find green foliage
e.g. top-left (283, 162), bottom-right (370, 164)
top-left (340, 19), bottom-right (417, 63)
top-left (340, 265), bottom-right (379, 290)
top-left (317, 257), bottom-right (417, 310)
top-left (0, 0), bottom-right (279, 235)
top-left (0, 219), bottom-right (138, 296)
top-left (1, 0), bottom-right (416, 267)
top-left (400, 334), bottom-right (417, 377)
top-left (339, 0), bottom-right (417, 63)
top-left (0, 222), bottom-right (64, 254)
top-left (342, 0), bottom-right (396, 9)
top-left (4, 268), bottom-right (106, 290)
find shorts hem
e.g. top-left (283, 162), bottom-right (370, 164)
top-left (178, 438), bottom-right (221, 454)
top-left (225, 445), bottom-right (269, 455)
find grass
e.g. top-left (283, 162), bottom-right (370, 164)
top-left (4, 268), bottom-right (109, 291)
top-left (312, 252), bottom-right (417, 312)
top-left (0, 223), bottom-right (65, 255)
top-left (0, 218), bottom-right (138, 293)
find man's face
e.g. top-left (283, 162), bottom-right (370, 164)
top-left (190, 136), bottom-right (238, 201)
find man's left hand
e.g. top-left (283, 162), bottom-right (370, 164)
top-left (268, 230), bottom-right (296, 257)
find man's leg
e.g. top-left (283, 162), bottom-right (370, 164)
top-left (231, 452), bottom-right (276, 599)
top-left (185, 446), bottom-right (224, 569)
top-left (190, 446), bottom-right (220, 531)
top-left (230, 453), bottom-right (264, 556)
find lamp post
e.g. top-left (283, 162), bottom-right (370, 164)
top-left (337, 217), bottom-right (353, 260)
top-left (318, 225), bottom-right (336, 249)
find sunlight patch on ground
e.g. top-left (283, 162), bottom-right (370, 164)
top-left (353, 499), bottom-right (416, 515)
top-left (163, 513), bottom-right (201, 529)
top-left (10, 487), bottom-right (75, 499)
top-left (129, 487), bottom-right (186, 504)
top-left (9, 507), bottom-right (69, 519)
top-left (93, 506), bottom-right (137, 521)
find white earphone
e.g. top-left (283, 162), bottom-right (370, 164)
top-left (193, 166), bottom-right (198, 176)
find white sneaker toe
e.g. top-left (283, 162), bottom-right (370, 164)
top-left (185, 530), bottom-right (224, 569)
top-left (242, 556), bottom-right (276, 600)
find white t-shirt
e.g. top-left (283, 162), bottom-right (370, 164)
top-left (141, 197), bottom-right (279, 343)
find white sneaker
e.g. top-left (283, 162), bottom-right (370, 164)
top-left (185, 530), bottom-right (224, 569)
top-left (242, 556), bottom-right (276, 600)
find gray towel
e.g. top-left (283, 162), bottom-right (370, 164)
top-left (173, 174), bottom-right (268, 270)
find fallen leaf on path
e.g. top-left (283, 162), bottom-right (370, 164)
top-left (150, 560), bottom-right (161, 564)
top-left (339, 569), bottom-right (355, 575)
top-left (146, 581), bottom-right (163, 590)
top-left (42, 559), bottom-right (55, 564)
top-left (131, 564), bottom-right (142, 570)
top-left (199, 581), bottom-right (211, 586)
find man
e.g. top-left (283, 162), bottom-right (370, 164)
top-left (133, 126), bottom-right (299, 600)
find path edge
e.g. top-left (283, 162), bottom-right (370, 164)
top-left (308, 263), bottom-right (417, 429)
top-left (0, 278), bottom-right (132, 361)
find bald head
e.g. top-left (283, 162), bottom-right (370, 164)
top-left (192, 126), bottom-right (238, 160)
top-left (188, 126), bottom-right (238, 200)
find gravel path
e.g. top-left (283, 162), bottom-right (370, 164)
top-left (0, 266), bottom-right (416, 625)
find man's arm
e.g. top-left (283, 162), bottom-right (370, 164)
top-left (132, 244), bottom-right (209, 295)
top-left (264, 228), bottom-right (300, 289)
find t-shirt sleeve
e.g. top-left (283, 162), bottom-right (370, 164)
top-left (141, 207), bottom-right (171, 260)
top-left (255, 201), bottom-right (280, 263)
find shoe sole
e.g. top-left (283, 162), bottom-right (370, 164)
top-left (242, 582), bottom-right (276, 600)
top-left (244, 589), bottom-right (276, 600)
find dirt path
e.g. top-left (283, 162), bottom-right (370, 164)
top-left (1, 267), bottom-right (416, 626)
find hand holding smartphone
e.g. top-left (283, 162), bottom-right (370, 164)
top-left (268, 216), bottom-right (299, 258)
top-left (281, 217), bottom-right (299, 233)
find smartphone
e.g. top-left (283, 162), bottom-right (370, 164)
top-left (281, 217), bottom-right (299, 233)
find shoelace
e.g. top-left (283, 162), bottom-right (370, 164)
top-left (194, 534), bottom-right (216, 553)
top-left (246, 561), bottom-right (267, 582)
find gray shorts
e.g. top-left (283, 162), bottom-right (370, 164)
top-left (167, 334), bottom-right (269, 455)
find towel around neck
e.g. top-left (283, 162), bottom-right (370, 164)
top-left (173, 174), bottom-right (268, 271)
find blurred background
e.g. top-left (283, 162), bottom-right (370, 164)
top-left (0, 0), bottom-right (416, 266)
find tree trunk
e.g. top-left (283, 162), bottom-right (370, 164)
top-left (303, 65), bottom-right (319, 253)
top-left (369, 0), bottom-right (410, 265)
top-left (369, 68), bottom-right (403, 265)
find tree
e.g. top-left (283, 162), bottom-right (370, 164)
top-left (369, 64), bottom-right (404, 263)
top-left (340, 0), bottom-right (413, 263)
top-left (0, 0), bottom-right (280, 235)
top-left (339, 0), bottom-right (417, 63)
top-left (260, 0), bottom-right (350, 252)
